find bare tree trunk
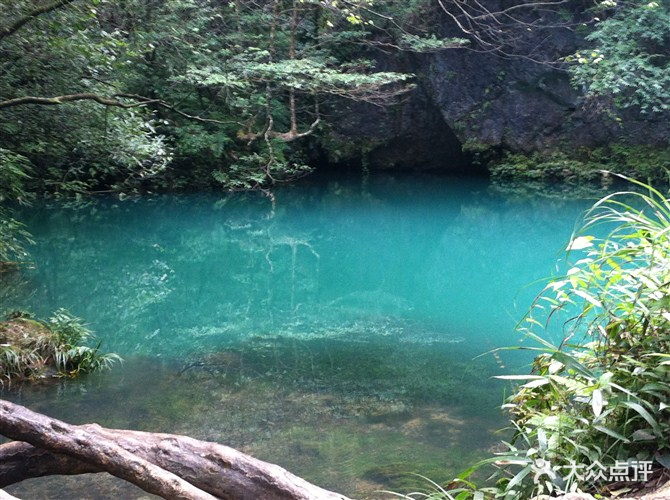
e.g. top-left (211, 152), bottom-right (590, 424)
top-left (0, 400), bottom-right (349, 500)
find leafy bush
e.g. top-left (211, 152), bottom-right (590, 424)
top-left (0, 148), bottom-right (34, 266)
top-left (567, 0), bottom-right (670, 113)
top-left (486, 175), bottom-right (670, 498)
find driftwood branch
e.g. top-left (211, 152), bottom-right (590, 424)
top-left (0, 400), bottom-right (349, 500)
top-left (0, 401), bottom-right (216, 500)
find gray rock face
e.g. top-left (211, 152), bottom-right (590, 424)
top-left (321, 77), bottom-right (473, 172)
top-left (321, 4), bottom-right (669, 172)
top-left (426, 47), bottom-right (669, 154)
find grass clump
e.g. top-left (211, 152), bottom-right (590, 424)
top-left (488, 175), bottom-right (670, 498)
top-left (0, 309), bottom-right (121, 385)
top-left (486, 175), bottom-right (670, 498)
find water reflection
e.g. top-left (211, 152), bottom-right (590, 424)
top-left (2, 173), bottom-right (606, 498)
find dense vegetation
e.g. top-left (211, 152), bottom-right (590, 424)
top-left (0, 0), bottom-right (457, 194)
top-left (487, 178), bottom-right (670, 498)
top-left (0, 309), bottom-right (120, 384)
top-left (1, 0), bottom-right (668, 197)
top-left (569, 0), bottom-right (670, 114)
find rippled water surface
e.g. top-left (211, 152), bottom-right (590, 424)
top-left (2, 174), bottom-right (603, 498)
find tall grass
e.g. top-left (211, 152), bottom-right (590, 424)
top-left (0, 309), bottom-right (121, 385)
top-left (489, 175), bottom-right (670, 498)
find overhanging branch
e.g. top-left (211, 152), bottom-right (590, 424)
top-left (436, 0), bottom-right (586, 64)
top-left (0, 94), bottom-right (149, 109)
top-left (0, 93), bottom-right (242, 126)
top-left (0, 0), bottom-right (78, 41)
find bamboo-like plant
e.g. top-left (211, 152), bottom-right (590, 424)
top-left (484, 175), bottom-right (670, 498)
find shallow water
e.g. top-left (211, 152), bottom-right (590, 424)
top-left (1, 174), bottom-right (605, 498)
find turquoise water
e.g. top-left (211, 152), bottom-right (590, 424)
top-left (1, 174), bottom-right (604, 498)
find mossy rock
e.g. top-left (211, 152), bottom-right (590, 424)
top-left (0, 318), bottom-right (56, 381)
top-left (0, 317), bottom-right (54, 349)
top-left (489, 144), bottom-right (670, 186)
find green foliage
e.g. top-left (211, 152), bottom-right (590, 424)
top-left (490, 146), bottom-right (670, 184)
top-left (211, 57), bottom-right (413, 97)
top-left (0, 213), bottom-right (33, 266)
top-left (0, 1), bottom-right (174, 194)
top-left (567, 0), bottom-right (670, 112)
top-left (212, 149), bottom-right (313, 191)
top-left (0, 309), bottom-right (121, 384)
top-left (479, 176), bottom-right (670, 498)
top-left (398, 34), bottom-right (469, 52)
top-left (489, 151), bottom-right (605, 183)
top-left (0, 149), bottom-right (34, 266)
top-left (0, 0), bottom-right (433, 192)
top-left (47, 308), bottom-right (93, 347)
top-left (0, 149), bottom-right (33, 204)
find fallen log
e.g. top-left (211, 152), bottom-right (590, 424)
top-left (0, 400), bottom-right (349, 500)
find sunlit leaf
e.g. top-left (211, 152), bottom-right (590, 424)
top-left (591, 389), bottom-right (604, 417)
top-left (567, 236), bottom-right (594, 251)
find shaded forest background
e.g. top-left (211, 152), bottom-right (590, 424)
top-left (1, 0), bottom-right (669, 199)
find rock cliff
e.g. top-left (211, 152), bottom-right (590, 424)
top-left (319, 2), bottom-right (670, 173)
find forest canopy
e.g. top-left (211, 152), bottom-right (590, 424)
top-left (0, 0), bottom-right (437, 193)
top-left (1, 0), bottom-right (666, 195)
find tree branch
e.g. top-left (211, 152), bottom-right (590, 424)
top-left (0, 441), bottom-right (101, 485)
top-left (436, 0), bottom-right (589, 65)
top-left (115, 93), bottom-right (242, 125)
top-left (268, 117), bottom-right (320, 142)
top-left (0, 0), bottom-right (78, 41)
top-left (0, 94), bottom-right (149, 110)
top-left (0, 92), bottom-right (244, 127)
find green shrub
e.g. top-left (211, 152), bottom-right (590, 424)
top-left (486, 175), bottom-right (670, 498)
top-left (0, 309), bottom-right (121, 384)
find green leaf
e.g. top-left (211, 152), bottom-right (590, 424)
top-left (620, 401), bottom-right (661, 435)
top-left (593, 424), bottom-right (630, 442)
top-left (494, 375), bottom-right (547, 381)
top-left (592, 389), bottom-right (604, 417)
top-left (568, 236), bottom-right (594, 251)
